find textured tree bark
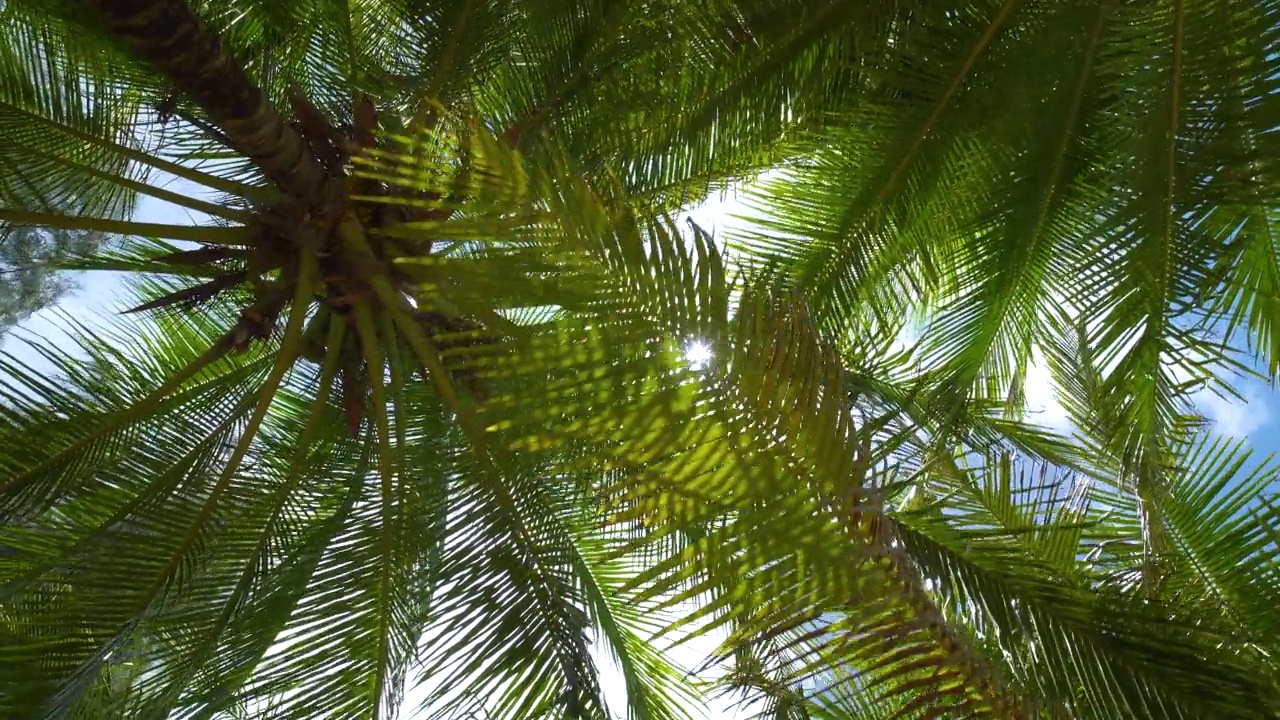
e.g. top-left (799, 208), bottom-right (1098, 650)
top-left (85, 0), bottom-right (330, 207)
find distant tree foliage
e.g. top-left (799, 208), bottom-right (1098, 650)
top-left (0, 226), bottom-right (105, 338)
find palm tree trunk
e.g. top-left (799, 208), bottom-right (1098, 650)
top-left (86, 0), bottom-right (330, 207)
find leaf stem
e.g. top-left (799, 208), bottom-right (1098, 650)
top-left (352, 298), bottom-right (398, 715)
top-left (134, 250), bottom-right (317, 611)
top-left (0, 209), bottom-right (245, 245)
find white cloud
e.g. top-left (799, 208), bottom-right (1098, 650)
top-left (683, 187), bottom-right (754, 247)
top-left (1192, 386), bottom-right (1271, 438)
top-left (1019, 348), bottom-right (1274, 440)
top-left (1023, 350), bottom-right (1072, 432)
top-left (1018, 334), bottom-right (1280, 441)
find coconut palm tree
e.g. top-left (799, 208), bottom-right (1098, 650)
top-left (0, 1), bottom-right (884, 716)
top-left (711, 433), bottom-right (1280, 720)
top-left (708, 1), bottom-right (1280, 711)
top-left (1, 0), bottom-right (1280, 719)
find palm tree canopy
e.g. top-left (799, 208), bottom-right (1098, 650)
top-left (0, 0), bottom-right (1279, 719)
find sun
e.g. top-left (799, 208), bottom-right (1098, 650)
top-left (684, 340), bottom-right (713, 370)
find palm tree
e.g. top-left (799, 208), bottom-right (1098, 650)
top-left (1, 0), bottom-right (1279, 719)
top-left (716, 436), bottom-right (1280, 719)
top-left (0, 1), bottom-right (849, 716)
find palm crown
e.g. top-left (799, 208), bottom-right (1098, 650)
top-left (1, 0), bottom-right (1279, 718)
